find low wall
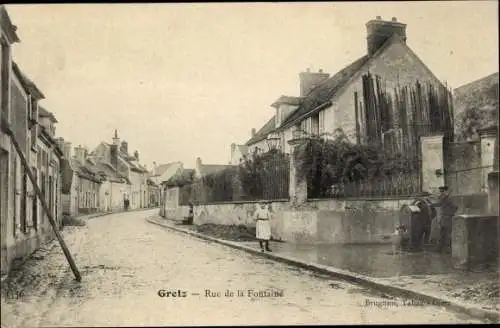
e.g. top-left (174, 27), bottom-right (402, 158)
top-left (452, 214), bottom-right (499, 266)
top-left (450, 193), bottom-right (489, 215)
top-left (191, 197), bottom-right (415, 244)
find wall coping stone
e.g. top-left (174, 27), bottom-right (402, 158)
top-left (308, 196), bottom-right (417, 202)
top-left (192, 199), bottom-right (290, 206)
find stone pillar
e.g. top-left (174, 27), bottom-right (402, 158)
top-left (479, 126), bottom-right (497, 193)
top-left (288, 136), bottom-right (307, 206)
top-left (420, 134), bottom-right (445, 193)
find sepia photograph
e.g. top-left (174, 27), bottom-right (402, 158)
top-left (0, 1), bottom-right (499, 326)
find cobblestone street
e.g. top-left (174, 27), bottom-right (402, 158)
top-left (1, 210), bottom-right (482, 326)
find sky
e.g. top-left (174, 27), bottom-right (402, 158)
top-left (5, 2), bottom-right (499, 169)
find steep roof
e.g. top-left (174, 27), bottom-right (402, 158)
top-left (11, 61), bottom-right (45, 99)
top-left (244, 56), bottom-right (368, 146)
top-left (245, 115), bottom-right (276, 146)
top-left (70, 159), bottom-right (102, 183)
top-left (199, 164), bottom-right (236, 176)
top-left (93, 161), bottom-right (131, 184)
top-left (152, 162), bottom-right (183, 177)
top-left (38, 106), bottom-right (58, 123)
top-left (279, 55), bottom-right (369, 130)
top-left (245, 32), bottom-right (448, 143)
top-left (0, 6), bottom-right (20, 43)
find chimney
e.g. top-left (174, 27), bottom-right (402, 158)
top-left (299, 69), bottom-right (330, 96)
top-left (74, 145), bottom-right (87, 164)
top-left (251, 128), bottom-right (256, 137)
top-left (63, 142), bottom-right (72, 159)
top-left (56, 137), bottom-right (65, 153)
top-left (110, 144), bottom-right (118, 169)
top-left (196, 157), bottom-right (202, 169)
top-left (366, 16), bottom-right (407, 57)
top-left (231, 143), bottom-right (236, 153)
top-left (120, 140), bottom-right (128, 154)
top-left (112, 129), bottom-right (120, 146)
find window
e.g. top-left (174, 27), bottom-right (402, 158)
top-left (30, 124), bottom-right (38, 151)
top-left (40, 173), bottom-right (46, 223)
top-left (32, 167), bottom-right (38, 230)
top-left (11, 153), bottom-right (17, 237)
top-left (20, 168), bottom-right (27, 233)
top-left (311, 113), bottom-right (320, 136)
top-left (319, 110), bottom-right (325, 135)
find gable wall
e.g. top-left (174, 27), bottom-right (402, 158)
top-left (322, 41), bottom-right (444, 143)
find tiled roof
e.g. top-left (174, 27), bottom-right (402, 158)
top-left (38, 106), bottom-right (58, 123)
top-left (245, 115), bottom-right (276, 146)
top-left (11, 61), bottom-right (45, 99)
top-left (152, 162), bottom-right (183, 177)
top-left (245, 56), bottom-right (368, 146)
top-left (94, 161), bottom-right (131, 184)
top-left (279, 55), bottom-right (369, 130)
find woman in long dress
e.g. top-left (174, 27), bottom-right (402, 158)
top-left (255, 202), bottom-right (272, 252)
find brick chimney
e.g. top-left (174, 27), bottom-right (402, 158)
top-left (112, 129), bottom-right (120, 146)
top-left (63, 142), bottom-right (72, 159)
top-left (251, 128), bottom-right (256, 137)
top-left (366, 16), bottom-right (407, 57)
top-left (299, 68), bottom-right (330, 96)
top-left (110, 130), bottom-right (119, 169)
top-left (56, 137), bottom-right (64, 152)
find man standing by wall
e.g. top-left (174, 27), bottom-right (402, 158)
top-left (437, 186), bottom-right (458, 252)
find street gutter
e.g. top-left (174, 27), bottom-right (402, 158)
top-left (146, 216), bottom-right (499, 323)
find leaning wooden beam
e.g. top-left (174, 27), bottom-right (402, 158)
top-left (1, 119), bottom-right (82, 282)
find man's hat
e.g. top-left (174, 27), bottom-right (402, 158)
top-left (438, 186), bottom-right (449, 191)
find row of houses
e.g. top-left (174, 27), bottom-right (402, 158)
top-left (58, 130), bottom-right (161, 217)
top-left (0, 6), bottom-right (160, 277)
top-left (1, 5), bottom-right (64, 276)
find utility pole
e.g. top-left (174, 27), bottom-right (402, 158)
top-left (1, 119), bottom-right (82, 282)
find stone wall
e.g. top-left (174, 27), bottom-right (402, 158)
top-left (444, 141), bottom-right (482, 195)
top-left (190, 198), bottom-right (415, 244)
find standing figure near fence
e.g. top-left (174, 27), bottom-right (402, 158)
top-left (254, 202), bottom-right (272, 252)
top-left (437, 186), bottom-right (458, 252)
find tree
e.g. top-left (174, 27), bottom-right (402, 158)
top-left (455, 106), bottom-right (497, 141)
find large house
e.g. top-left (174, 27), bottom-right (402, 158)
top-left (1, 5), bottom-right (64, 276)
top-left (92, 130), bottom-right (149, 210)
top-left (245, 16), bottom-right (453, 158)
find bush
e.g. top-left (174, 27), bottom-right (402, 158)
top-left (295, 135), bottom-right (419, 198)
top-left (62, 214), bottom-right (86, 227)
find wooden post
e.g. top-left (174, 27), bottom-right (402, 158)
top-left (2, 119), bottom-right (82, 282)
top-left (354, 91), bottom-right (361, 144)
